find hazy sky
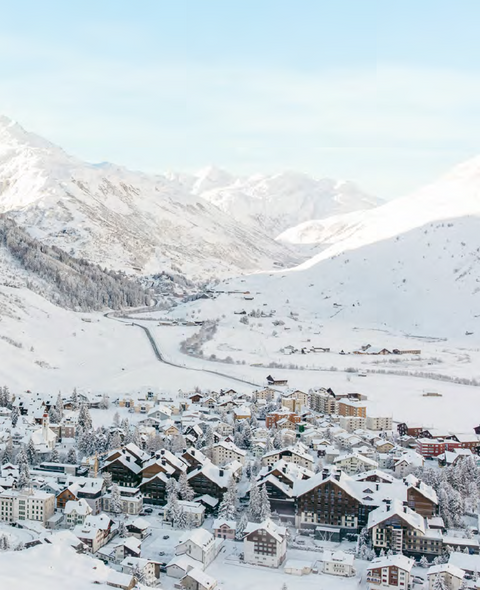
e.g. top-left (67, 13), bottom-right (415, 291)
top-left (1, 0), bottom-right (479, 198)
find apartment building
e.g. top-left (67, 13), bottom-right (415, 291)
top-left (0, 489), bottom-right (55, 524)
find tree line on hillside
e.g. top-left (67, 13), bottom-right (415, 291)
top-left (0, 216), bottom-right (150, 311)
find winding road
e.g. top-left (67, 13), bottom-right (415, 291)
top-left (105, 313), bottom-right (264, 388)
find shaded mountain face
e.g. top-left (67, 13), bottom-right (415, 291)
top-left (0, 117), bottom-right (306, 280)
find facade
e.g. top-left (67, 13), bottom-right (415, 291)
top-left (295, 472), bottom-right (363, 531)
top-left (73, 513), bottom-right (116, 553)
top-left (175, 528), bottom-right (217, 567)
top-left (64, 499), bottom-right (93, 528)
top-left (366, 555), bottom-right (414, 589)
top-left (265, 410), bottom-right (301, 429)
top-left (427, 563), bottom-right (465, 590)
top-left (103, 486), bottom-right (143, 516)
top-left (338, 400), bottom-right (367, 418)
top-left (322, 550), bottom-right (356, 577)
top-left (309, 390), bottom-right (338, 415)
top-left (244, 519), bottom-right (287, 568)
top-left (366, 416), bottom-right (393, 431)
top-left (121, 557), bottom-right (158, 587)
top-left (212, 519), bottom-right (236, 540)
top-left (339, 416), bottom-right (367, 433)
top-left (334, 453), bottom-right (378, 475)
top-left (181, 568), bottom-right (217, 590)
top-left (0, 489), bottom-right (55, 524)
top-left (211, 441), bottom-right (246, 467)
top-left (368, 500), bottom-right (442, 558)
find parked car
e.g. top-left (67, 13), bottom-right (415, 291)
top-left (163, 535), bottom-right (170, 540)
top-left (144, 508), bottom-right (153, 514)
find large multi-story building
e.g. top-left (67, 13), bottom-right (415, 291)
top-left (244, 519), bottom-right (287, 568)
top-left (0, 489), bottom-right (55, 524)
top-left (338, 400), bottom-right (367, 418)
top-left (211, 441), bottom-right (246, 467)
top-left (366, 416), bottom-right (393, 431)
top-left (309, 390), bottom-right (338, 415)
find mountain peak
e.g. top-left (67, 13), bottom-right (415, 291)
top-left (0, 115), bottom-right (58, 156)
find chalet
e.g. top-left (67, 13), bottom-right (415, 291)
top-left (366, 555), bottom-right (414, 590)
top-left (102, 444), bottom-right (148, 488)
top-left (126, 517), bottom-right (150, 539)
top-left (262, 444), bottom-right (314, 470)
top-left (187, 460), bottom-right (231, 499)
top-left (182, 448), bottom-right (208, 473)
top-left (294, 470), bottom-right (364, 532)
top-left (243, 519), bottom-right (287, 568)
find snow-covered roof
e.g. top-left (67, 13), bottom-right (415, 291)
top-left (167, 554), bottom-right (203, 573)
top-left (404, 474), bottom-right (438, 505)
top-left (213, 440), bottom-right (246, 456)
top-left (367, 499), bottom-right (425, 534)
top-left (244, 518), bottom-right (286, 543)
top-left (449, 552), bottom-right (480, 573)
top-left (64, 499), bottom-right (92, 516)
top-left (182, 567), bottom-right (217, 588)
top-left (428, 563), bottom-right (465, 578)
top-left (334, 452), bottom-right (378, 466)
top-left (368, 554), bottom-right (414, 572)
top-left (323, 550), bottom-right (355, 566)
top-left (212, 518), bottom-right (236, 530)
top-left (178, 527), bottom-right (214, 549)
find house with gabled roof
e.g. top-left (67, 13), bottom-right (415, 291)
top-left (243, 518), bottom-right (287, 568)
top-left (366, 555), bottom-right (414, 589)
top-left (175, 528), bottom-right (218, 567)
top-left (181, 567), bottom-right (217, 590)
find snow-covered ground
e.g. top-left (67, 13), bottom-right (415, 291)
top-left (1, 281), bottom-right (480, 432)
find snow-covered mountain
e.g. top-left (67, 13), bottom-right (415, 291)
top-left (0, 116), bottom-right (304, 279)
top-left (213, 155), bottom-right (480, 337)
top-left (195, 167), bottom-right (380, 238)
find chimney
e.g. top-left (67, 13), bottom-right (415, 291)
top-left (219, 469), bottom-right (224, 477)
top-left (322, 469), bottom-right (329, 481)
top-left (191, 449), bottom-right (195, 456)
top-left (161, 459), bottom-right (166, 466)
top-left (376, 484), bottom-right (379, 491)
top-left (126, 456), bottom-right (130, 462)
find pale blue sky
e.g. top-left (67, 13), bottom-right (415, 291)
top-left (1, 0), bottom-right (479, 198)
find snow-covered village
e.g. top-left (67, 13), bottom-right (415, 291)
top-left (0, 377), bottom-right (478, 590)
top-left (2, 2), bottom-right (480, 590)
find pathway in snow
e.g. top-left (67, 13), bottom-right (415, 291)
top-left (105, 313), bottom-right (264, 388)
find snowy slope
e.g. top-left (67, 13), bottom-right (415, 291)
top-left (190, 156), bottom-right (480, 338)
top-left (196, 167), bottom-right (380, 238)
top-left (0, 117), bottom-right (300, 279)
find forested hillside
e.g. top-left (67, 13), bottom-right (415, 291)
top-left (0, 216), bottom-right (149, 311)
